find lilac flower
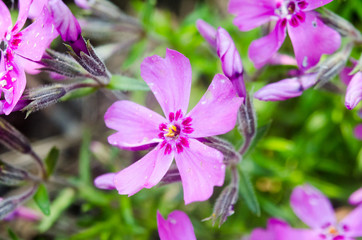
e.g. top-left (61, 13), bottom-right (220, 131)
top-left (196, 20), bottom-right (246, 99)
top-left (157, 210), bottom-right (197, 240)
top-left (96, 49), bottom-right (242, 204)
top-left (290, 185), bottom-right (362, 240)
top-left (349, 188), bottom-right (362, 205)
top-left (0, 1), bottom-right (58, 114)
top-left (254, 73), bottom-right (317, 101)
top-left (228, 0), bottom-right (341, 69)
top-left (345, 71), bottom-right (362, 110)
top-left (0, 198), bottom-right (41, 221)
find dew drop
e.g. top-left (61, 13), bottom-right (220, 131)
top-left (302, 56), bottom-right (308, 68)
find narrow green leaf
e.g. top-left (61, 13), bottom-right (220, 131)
top-left (238, 165), bottom-right (260, 216)
top-left (107, 75), bottom-right (149, 91)
top-left (7, 228), bottom-right (20, 240)
top-left (79, 130), bottom-right (91, 184)
top-left (44, 147), bottom-right (59, 177)
top-left (34, 184), bottom-right (51, 216)
top-left (38, 188), bottom-right (75, 232)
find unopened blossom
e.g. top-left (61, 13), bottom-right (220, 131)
top-left (0, 198), bottom-right (41, 221)
top-left (349, 188), bottom-right (362, 205)
top-left (291, 185), bottom-right (362, 240)
top-left (157, 210), bottom-right (196, 240)
top-left (95, 49), bottom-right (242, 204)
top-left (196, 20), bottom-right (246, 99)
top-left (0, 1), bottom-right (58, 114)
top-left (345, 71), bottom-right (362, 110)
top-left (48, 0), bottom-right (88, 55)
top-left (228, 0), bottom-right (341, 69)
top-left (254, 73), bottom-right (317, 101)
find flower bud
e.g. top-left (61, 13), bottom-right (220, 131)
top-left (0, 118), bottom-right (32, 154)
top-left (254, 73), bottom-right (317, 101)
top-left (203, 136), bottom-right (241, 165)
top-left (0, 160), bottom-right (29, 186)
top-left (238, 95), bottom-right (256, 154)
top-left (345, 72), bottom-right (362, 110)
top-left (22, 85), bottom-right (67, 116)
top-left (216, 27), bottom-right (246, 99)
top-left (204, 184), bottom-right (238, 226)
top-left (48, 0), bottom-right (88, 55)
top-left (196, 19), bottom-right (217, 49)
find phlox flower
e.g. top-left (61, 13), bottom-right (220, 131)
top-left (290, 185), bottom-right (362, 240)
top-left (0, 0), bottom-right (58, 114)
top-left (228, 0), bottom-right (341, 69)
top-left (95, 49), bottom-right (242, 204)
top-left (157, 210), bottom-right (196, 240)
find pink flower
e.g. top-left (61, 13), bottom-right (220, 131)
top-left (349, 188), bottom-right (362, 205)
top-left (354, 124), bottom-right (362, 141)
top-left (157, 210), bottom-right (197, 240)
top-left (345, 71), bottom-right (362, 110)
top-left (254, 73), bottom-right (317, 101)
top-left (96, 49), bottom-right (242, 204)
top-left (290, 185), bottom-right (362, 240)
top-left (228, 0), bottom-right (341, 69)
top-left (0, 1), bottom-right (58, 114)
top-left (196, 20), bottom-right (246, 99)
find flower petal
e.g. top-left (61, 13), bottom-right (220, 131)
top-left (354, 124), bottom-right (362, 140)
top-left (187, 74), bottom-right (242, 138)
top-left (175, 139), bottom-right (225, 204)
top-left (254, 73), bottom-right (317, 101)
top-left (340, 205), bottom-right (362, 237)
top-left (105, 100), bottom-right (165, 150)
top-left (287, 12), bottom-right (341, 70)
top-left (196, 19), bottom-right (217, 49)
top-left (0, 1), bottom-right (12, 38)
top-left (349, 188), bottom-right (362, 205)
top-left (249, 20), bottom-right (287, 68)
top-left (114, 146), bottom-right (174, 196)
top-left (157, 210), bottom-right (197, 240)
top-left (94, 173), bottom-right (116, 190)
top-left (16, 6), bottom-right (59, 73)
top-left (140, 49), bottom-right (191, 117)
top-left (228, 0), bottom-right (276, 31)
top-left (15, 0), bottom-right (33, 31)
top-left (28, 0), bottom-right (47, 19)
top-left (290, 185), bottom-right (336, 229)
top-left (1, 61), bottom-right (26, 115)
top-left (345, 72), bottom-right (362, 110)
top-left (303, 0), bottom-right (334, 11)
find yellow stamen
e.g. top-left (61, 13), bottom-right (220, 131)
top-left (328, 226), bottom-right (338, 236)
top-left (164, 125), bottom-right (177, 138)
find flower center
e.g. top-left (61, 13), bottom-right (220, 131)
top-left (158, 110), bottom-right (194, 155)
top-left (319, 223), bottom-right (350, 240)
top-left (275, 0), bottom-right (308, 27)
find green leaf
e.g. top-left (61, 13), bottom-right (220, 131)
top-left (79, 130), bottom-right (91, 184)
top-left (122, 40), bottom-right (147, 69)
top-left (107, 75), bottom-right (149, 92)
top-left (38, 188), bottom-right (75, 232)
top-left (44, 147), bottom-right (59, 177)
top-left (238, 165), bottom-right (260, 216)
top-left (34, 184), bottom-right (51, 216)
top-left (7, 228), bottom-right (20, 240)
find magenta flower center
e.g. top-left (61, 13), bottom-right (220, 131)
top-left (275, 0), bottom-right (308, 27)
top-left (319, 223), bottom-right (350, 240)
top-left (158, 110), bottom-right (194, 155)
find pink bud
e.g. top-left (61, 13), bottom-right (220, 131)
top-left (345, 72), bottom-right (362, 110)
